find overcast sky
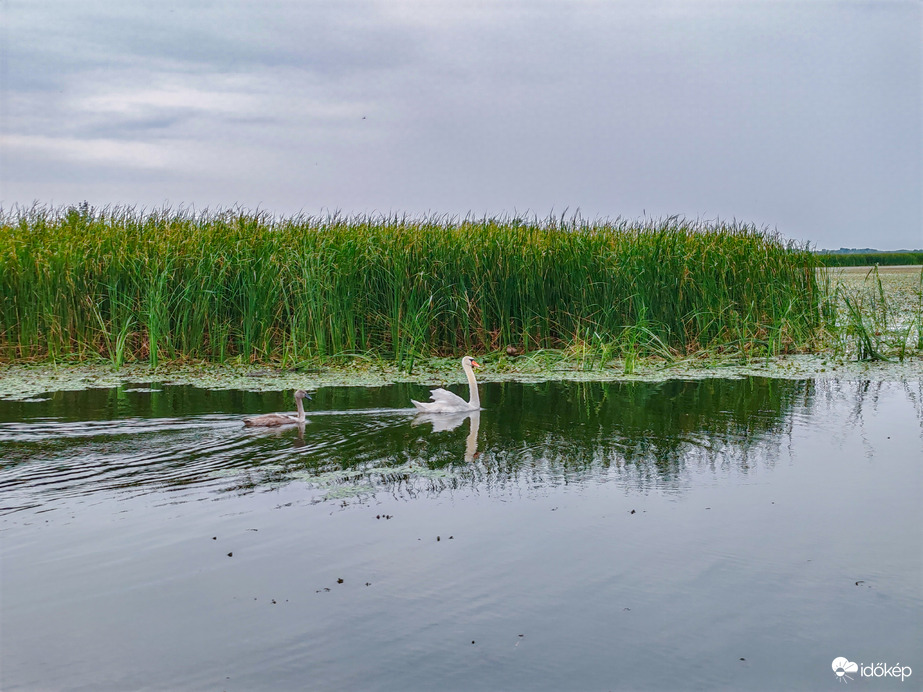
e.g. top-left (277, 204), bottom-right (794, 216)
top-left (1, 0), bottom-right (920, 249)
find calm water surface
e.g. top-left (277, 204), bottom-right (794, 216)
top-left (1, 378), bottom-right (920, 691)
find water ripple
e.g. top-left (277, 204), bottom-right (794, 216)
top-left (4, 378), bottom-right (912, 515)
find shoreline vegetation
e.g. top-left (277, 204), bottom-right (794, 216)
top-left (1, 205), bottom-right (920, 397)
top-left (815, 251), bottom-right (923, 267)
top-left (1, 206), bottom-right (825, 364)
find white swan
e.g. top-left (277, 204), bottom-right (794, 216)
top-left (243, 389), bottom-right (311, 427)
top-left (411, 356), bottom-right (481, 413)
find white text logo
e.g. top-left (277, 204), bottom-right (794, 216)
top-left (832, 657), bottom-right (912, 684)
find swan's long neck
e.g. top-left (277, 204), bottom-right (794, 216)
top-left (464, 362), bottom-right (480, 409)
top-left (294, 396), bottom-right (305, 422)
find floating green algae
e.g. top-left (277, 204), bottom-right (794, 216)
top-left (1, 351), bottom-right (920, 402)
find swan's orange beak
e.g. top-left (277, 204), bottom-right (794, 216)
top-left (471, 360), bottom-right (481, 368)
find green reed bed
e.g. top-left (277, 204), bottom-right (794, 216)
top-left (0, 206), bottom-right (823, 368)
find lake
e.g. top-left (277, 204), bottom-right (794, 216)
top-left (1, 378), bottom-right (920, 691)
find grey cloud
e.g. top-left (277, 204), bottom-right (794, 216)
top-left (1, 1), bottom-right (919, 249)
top-left (5, 1), bottom-right (423, 87)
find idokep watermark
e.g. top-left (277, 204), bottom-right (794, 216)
top-left (832, 657), bottom-right (912, 683)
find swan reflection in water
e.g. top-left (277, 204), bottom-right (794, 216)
top-left (413, 409), bottom-right (481, 462)
top-left (289, 412), bottom-right (480, 457)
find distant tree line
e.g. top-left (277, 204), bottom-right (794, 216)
top-left (814, 252), bottom-right (923, 267)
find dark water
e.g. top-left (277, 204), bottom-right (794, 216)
top-left (1, 378), bottom-right (920, 691)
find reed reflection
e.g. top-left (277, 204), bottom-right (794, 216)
top-left (3, 377), bottom-right (899, 510)
top-left (273, 378), bottom-right (811, 498)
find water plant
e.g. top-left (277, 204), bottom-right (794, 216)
top-left (825, 265), bottom-right (923, 362)
top-left (0, 205), bottom-right (824, 367)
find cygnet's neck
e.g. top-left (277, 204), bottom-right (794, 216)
top-left (294, 396), bottom-right (306, 422)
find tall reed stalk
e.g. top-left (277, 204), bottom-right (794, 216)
top-left (0, 205), bottom-right (824, 366)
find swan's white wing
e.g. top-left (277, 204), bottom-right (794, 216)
top-left (410, 387), bottom-right (473, 413)
top-left (427, 388), bottom-right (469, 407)
top-left (411, 398), bottom-right (445, 413)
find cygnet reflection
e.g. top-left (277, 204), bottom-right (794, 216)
top-left (413, 409), bottom-right (481, 462)
top-left (292, 421), bottom-right (307, 448)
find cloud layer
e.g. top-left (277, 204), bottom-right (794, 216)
top-left (1, 0), bottom-right (920, 249)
